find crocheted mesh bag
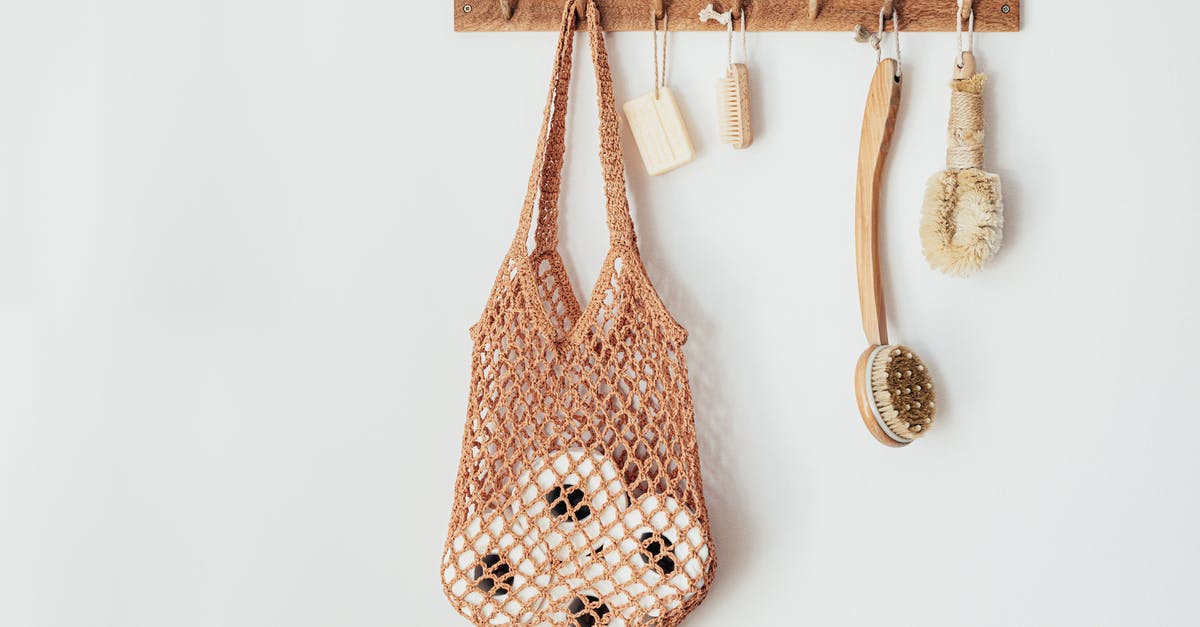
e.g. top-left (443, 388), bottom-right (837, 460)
top-left (441, 2), bottom-right (715, 625)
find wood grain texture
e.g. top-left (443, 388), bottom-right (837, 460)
top-left (454, 0), bottom-right (1018, 31)
top-left (855, 58), bottom-right (899, 348)
top-left (954, 49), bottom-right (976, 79)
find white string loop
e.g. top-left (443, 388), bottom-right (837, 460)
top-left (876, 7), bottom-right (901, 78)
top-left (956, 0), bottom-right (975, 67)
top-left (699, 4), bottom-right (746, 69)
top-left (739, 8), bottom-right (747, 65)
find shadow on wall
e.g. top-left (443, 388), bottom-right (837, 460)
top-left (622, 170), bottom-right (756, 597)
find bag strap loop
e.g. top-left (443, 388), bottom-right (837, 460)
top-left (512, 0), bottom-right (637, 256)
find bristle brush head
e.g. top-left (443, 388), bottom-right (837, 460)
top-left (716, 63), bottom-right (753, 149)
top-left (855, 344), bottom-right (936, 446)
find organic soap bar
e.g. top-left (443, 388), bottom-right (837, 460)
top-left (622, 87), bottom-right (695, 176)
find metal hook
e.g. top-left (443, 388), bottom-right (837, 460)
top-left (809, 0), bottom-right (820, 19)
top-left (500, 0), bottom-right (514, 19)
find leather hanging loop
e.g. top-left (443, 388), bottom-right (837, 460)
top-left (959, 0), bottom-right (972, 20)
top-left (809, 0), bottom-right (820, 19)
top-left (654, 0), bottom-right (664, 20)
top-left (500, 0), bottom-right (514, 19)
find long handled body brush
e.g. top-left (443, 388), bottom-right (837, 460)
top-left (854, 53), bottom-right (937, 447)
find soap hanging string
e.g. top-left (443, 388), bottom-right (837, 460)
top-left (652, 9), bottom-right (669, 98)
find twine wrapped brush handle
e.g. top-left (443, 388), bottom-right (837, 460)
top-left (945, 70), bottom-right (987, 171)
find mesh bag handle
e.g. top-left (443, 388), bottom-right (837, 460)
top-left (513, 0), bottom-right (637, 257)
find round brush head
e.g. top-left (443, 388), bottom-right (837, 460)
top-left (855, 344), bottom-right (936, 446)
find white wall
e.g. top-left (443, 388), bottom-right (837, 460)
top-left (3, 1), bottom-right (1199, 626)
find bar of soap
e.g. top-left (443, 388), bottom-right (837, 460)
top-left (622, 87), bottom-right (695, 176)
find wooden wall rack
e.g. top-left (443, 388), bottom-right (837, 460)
top-left (454, 0), bottom-right (1019, 32)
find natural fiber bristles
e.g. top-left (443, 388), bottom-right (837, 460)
top-left (921, 168), bottom-right (1003, 276)
top-left (717, 64), bottom-right (752, 149)
top-left (870, 345), bottom-right (935, 440)
top-left (952, 72), bottom-right (987, 95)
top-left (921, 73), bottom-right (1003, 277)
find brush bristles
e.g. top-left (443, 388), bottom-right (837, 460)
top-left (921, 168), bottom-right (1003, 276)
top-left (870, 345), bottom-right (936, 440)
top-left (717, 64), bottom-right (752, 149)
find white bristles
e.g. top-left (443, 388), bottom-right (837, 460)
top-left (716, 64), bottom-right (752, 149)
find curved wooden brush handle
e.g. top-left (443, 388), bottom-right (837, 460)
top-left (855, 59), bottom-right (901, 347)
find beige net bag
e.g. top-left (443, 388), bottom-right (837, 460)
top-left (440, 2), bottom-right (716, 625)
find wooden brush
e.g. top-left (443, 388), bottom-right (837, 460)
top-left (854, 58), bottom-right (937, 447)
top-left (717, 63), bottom-right (752, 149)
top-left (856, 346), bottom-right (935, 444)
top-left (699, 5), bottom-right (752, 150)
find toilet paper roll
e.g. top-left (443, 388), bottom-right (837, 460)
top-left (545, 582), bottom-right (640, 627)
top-left (442, 510), bottom-right (553, 624)
top-left (514, 448), bottom-right (629, 562)
top-left (606, 494), bottom-right (712, 619)
top-left (550, 545), bottom-right (648, 626)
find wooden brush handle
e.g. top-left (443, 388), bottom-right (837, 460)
top-left (855, 59), bottom-right (901, 347)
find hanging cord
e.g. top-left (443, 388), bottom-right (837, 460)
top-left (956, 0), bottom-right (975, 67)
top-left (853, 24), bottom-right (881, 48)
top-left (854, 5), bottom-right (900, 77)
top-left (652, 10), bottom-right (670, 97)
top-left (739, 8), bottom-right (747, 66)
top-left (698, 4), bottom-right (746, 68)
top-left (876, 7), bottom-right (901, 77)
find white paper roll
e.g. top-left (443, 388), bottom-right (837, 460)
top-left (549, 494), bottom-right (710, 625)
top-left (442, 510), bottom-right (553, 625)
top-left (513, 448), bottom-right (630, 563)
top-left (549, 548), bottom-right (645, 626)
top-left (607, 494), bottom-right (712, 619)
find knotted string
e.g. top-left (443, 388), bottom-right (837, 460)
top-left (698, 4), bottom-right (743, 68)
